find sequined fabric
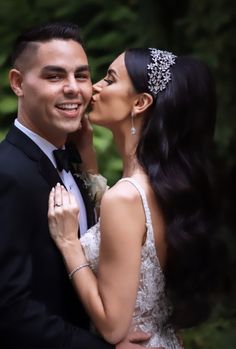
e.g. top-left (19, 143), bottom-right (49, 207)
top-left (80, 178), bottom-right (182, 348)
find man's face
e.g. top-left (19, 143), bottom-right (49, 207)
top-left (16, 39), bottom-right (92, 146)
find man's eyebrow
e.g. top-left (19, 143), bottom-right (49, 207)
top-left (75, 65), bottom-right (90, 73)
top-left (41, 66), bottom-right (66, 74)
top-left (41, 65), bottom-right (90, 73)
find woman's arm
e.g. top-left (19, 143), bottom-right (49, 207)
top-left (67, 114), bottom-right (98, 174)
top-left (67, 115), bottom-right (108, 213)
top-left (48, 183), bottom-right (146, 344)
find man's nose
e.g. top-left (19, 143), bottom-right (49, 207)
top-left (63, 77), bottom-right (79, 95)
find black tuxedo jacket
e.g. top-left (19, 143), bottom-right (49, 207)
top-left (0, 126), bottom-right (113, 349)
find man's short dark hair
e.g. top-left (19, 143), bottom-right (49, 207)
top-left (11, 22), bottom-right (84, 66)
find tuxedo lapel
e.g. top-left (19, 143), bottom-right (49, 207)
top-left (66, 143), bottom-right (96, 228)
top-left (38, 155), bottom-right (63, 188)
top-left (7, 126), bottom-right (96, 228)
top-left (6, 125), bottom-right (63, 188)
top-left (72, 172), bottom-right (96, 229)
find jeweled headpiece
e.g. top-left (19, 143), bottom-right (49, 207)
top-left (147, 48), bottom-right (177, 96)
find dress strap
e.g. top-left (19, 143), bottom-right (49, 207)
top-left (118, 178), bottom-right (154, 238)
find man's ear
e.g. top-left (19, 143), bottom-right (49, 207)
top-left (9, 69), bottom-right (24, 96)
top-left (132, 93), bottom-right (153, 116)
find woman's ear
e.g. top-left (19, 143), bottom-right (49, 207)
top-left (9, 69), bottom-right (24, 97)
top-left (132, 93), bottom-right (153, 115)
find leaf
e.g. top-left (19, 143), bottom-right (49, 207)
top-left (0, 96), bottom-right (17, 114)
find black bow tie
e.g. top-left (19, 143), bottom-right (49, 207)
top-left (53, 144), bottom-right (82, 173)
top-left (53, 148), bottom-right (70, 172)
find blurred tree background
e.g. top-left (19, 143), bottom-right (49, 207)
top-left (0, 0), bottom-right (235, 347)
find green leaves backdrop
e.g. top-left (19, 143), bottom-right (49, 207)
top-left (0, 0), bottom-right (235, 347)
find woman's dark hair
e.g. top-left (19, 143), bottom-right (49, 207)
top-left (125, 48), bottom-right (222, 328)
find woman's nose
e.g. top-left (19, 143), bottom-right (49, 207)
top-left (92, 79), bottom-right (103, 93)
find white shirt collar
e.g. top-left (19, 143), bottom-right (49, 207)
top-left (14, 119), bottom-right (60, 168)
top-left (14, 119), bottom-right (88, 235)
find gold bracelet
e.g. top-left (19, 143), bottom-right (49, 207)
top-left (68, 263), bottom-right (90, 280)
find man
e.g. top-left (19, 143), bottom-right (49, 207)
top-left (0, 22), bottom-right (160, 349)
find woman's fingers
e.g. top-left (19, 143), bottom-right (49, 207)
top-left (61, 185), bottom-right (70, 207)
top-left (69, 190), bottom-right (79, 211)
top-left (81, 113), bottom-right (93, 132)
top-left (54, 183), bottom-right (63, 207)
top-left (49, 183), bottom-right (79, 216)
top-left (48, 187), bottom-right (55, 217)
top-left (48, 184), bottom-right (79, 247)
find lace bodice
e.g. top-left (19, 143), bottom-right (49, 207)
top-left (80, 178), bottom-right (181, 348)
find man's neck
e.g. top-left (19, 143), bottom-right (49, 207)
top-left (15, 118), bottom-right (66, 148)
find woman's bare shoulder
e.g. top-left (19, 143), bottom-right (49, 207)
top-left (101, 179), bottom-right (141, 207)
top-left (100, 180), bottom-right (146, 243)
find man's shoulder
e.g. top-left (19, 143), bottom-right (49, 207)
top-left (0, 136), bottom-right (35, 179)
top-left (0, 136), bottom-right (15, 158)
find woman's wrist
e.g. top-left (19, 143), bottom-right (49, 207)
top-left (79, 147), bottom-right (98, 174)
top-left (68, 263), bottom-right (90, 280)
top-left (56, 237), bottom-right (81, 255)
top-left (60, 241), bottom-right (87, 271)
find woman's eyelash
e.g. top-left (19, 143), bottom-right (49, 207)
top-left (104, 78), bottom-right (113, 85)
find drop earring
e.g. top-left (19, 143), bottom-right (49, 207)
top-left (130, 112), bottom-right (136, 135)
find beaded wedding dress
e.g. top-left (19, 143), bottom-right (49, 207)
top-left (80, 178), bottom-right (182, 348)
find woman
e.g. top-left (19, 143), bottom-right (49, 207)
top-left (48, 48), bottom-right (218, 347)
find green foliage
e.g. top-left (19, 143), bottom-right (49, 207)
top-left (0, 1), bottom-right (235, 347)
top-left (93, 126), bottom-right (122, 185)
top-left (183, 318), bottom-right (236, 349)
top-left (0, 96), bottom-right (17, 114)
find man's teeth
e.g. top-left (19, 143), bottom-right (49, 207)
top-left (58, 104), bottom-right (79, 110)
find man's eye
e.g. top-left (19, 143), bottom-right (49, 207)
top-left (76, 74), bottom-right (89, 80)
top-left (47, 75), bottom-right (61, 81)
top-left (103, 78), bottom-right (113, 85)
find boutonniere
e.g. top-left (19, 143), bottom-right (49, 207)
top-left (71, 163), bottom-right (109, 208)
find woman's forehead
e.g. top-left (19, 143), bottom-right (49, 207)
top-left (108, 53), bottom-right (126, 76)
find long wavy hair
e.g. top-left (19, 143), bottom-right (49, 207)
top-left (125, 48), bottom-right (221, 328)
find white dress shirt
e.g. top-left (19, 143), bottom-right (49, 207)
top-left (14, 119), bottom-right (88, 235)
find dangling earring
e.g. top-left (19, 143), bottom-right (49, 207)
top-left (130, 111), bottom-right (136, 135)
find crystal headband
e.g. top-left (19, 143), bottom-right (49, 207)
top-left (147, 48), bottom-right (177, 96)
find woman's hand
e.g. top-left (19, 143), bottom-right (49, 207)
top-left (67, 114), bottom-right (98, 174)
top-left (48, 183), bottom-right (80, 250)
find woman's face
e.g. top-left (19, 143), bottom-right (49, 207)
top-left (89, 53), bottom-right (137, 129)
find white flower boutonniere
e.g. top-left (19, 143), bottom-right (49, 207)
top-left (74, 170), bottom-right (109, 208)
top-left (86, 173), bottom-right (109, 208)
